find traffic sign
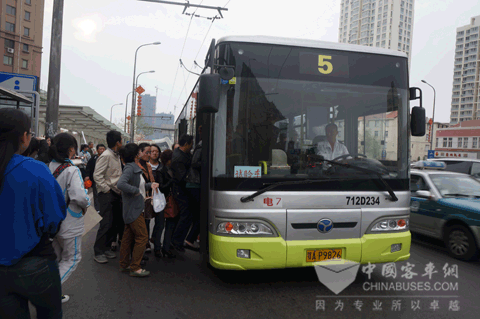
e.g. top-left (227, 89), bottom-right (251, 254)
top-left (427, 150), bottom-right (435, 159)
top-left (135, 86), bottom-right (145, 94)
top-left (0, 72), bottom-right (37, 91)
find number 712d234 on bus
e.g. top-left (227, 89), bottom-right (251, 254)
top-left (175, 35), bottom-right (426, 270)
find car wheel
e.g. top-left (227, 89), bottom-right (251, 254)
top-left (444, 224), bottom-right (479, 261)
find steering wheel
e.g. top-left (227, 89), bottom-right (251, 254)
top-left (332, 154), bottom-right (367, 162)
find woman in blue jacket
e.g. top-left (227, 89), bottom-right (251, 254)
top-left (0, 109), bottom-right (67, 319)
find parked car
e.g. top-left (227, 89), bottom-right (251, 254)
top-left (410, 161), bottom-right (480, 261)
top-left (428, 158), bottom-right (480, 180)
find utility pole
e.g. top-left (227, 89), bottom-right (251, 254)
top-left (45, 0), bottom-right (64, 138)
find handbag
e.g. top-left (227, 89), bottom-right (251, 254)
top-left (142, 162), bottom-right (157, 220)
top-left (164, 195), bottom-right (179, 218)
top-left (144, 197), bottom-right (155, 220)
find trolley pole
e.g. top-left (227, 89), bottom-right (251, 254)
top-left (45, 0), bottom-right (64, 138)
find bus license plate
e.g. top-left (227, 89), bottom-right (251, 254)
top-left (306, 249), bottom-right (342, 262)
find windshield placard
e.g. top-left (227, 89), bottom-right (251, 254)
top-left (234, 166), bottom-right (262, 178)
top-left (299, 52), bottom-right (349, 78)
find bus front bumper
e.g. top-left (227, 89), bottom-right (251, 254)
top-left (209, 231), bottom-right (411, 270)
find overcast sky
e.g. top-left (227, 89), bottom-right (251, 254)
top-left (40, 0), bottom-right (480, 126)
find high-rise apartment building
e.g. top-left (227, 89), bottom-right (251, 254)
top-left (338, 0), bottom-right (414, 59)
top-left (1, 0), bottom-right (45, 83)
top-left (142, 94), bottom-right (156, 126)
top-left (450, 15), bottom-right (480, 124)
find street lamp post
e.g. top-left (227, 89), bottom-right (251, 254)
top-left (132, 70), bottom-right (155, 137)
top-left (130, 42), bottom-right (161, 142)
top-left (136, 70), bottom-right (155, 89)
top-left (124, 91), bottom-right (133, 132)
top-left (422, 80), bottom-right (436, 150)
top-left (110, 103), bottom-right (123, 123)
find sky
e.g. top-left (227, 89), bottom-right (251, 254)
top-left (40, 0), bottom-right (480, 126)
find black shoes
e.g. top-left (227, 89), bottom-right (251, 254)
top-left (142, 255), bottom-right (149, 261)
top-left (154, 250), bottom-right (163, 258)
top-left (162, 248), bottom-right (176, 258)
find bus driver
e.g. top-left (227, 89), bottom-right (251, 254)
top-left (316, 123), bottom-right (349, 161)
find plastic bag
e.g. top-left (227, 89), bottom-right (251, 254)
top-left (153, 189), bottom-right (166, 213)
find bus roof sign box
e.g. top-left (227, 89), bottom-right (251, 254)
top-left (198, 73), bottom-right (220, 113)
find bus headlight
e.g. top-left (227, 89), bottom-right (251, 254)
top-left (216, 221), bottom-right (276, 236)
top-left (368, 217), bottom-right (409, 233)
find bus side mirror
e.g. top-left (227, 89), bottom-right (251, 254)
top-left (411, 106), bottom-right (426, 136)
top-left (409, 87), bottom-right (425, 137)
top-left (198, 73), bottom-right (220, 113)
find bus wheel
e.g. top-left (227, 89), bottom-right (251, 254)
top-left (444, 224), bottom-right (479, 261)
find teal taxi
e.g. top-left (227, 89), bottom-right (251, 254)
top-left (410, 161), bottom-right (480, 261)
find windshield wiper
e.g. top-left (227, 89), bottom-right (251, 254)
top-left (310, 155), bottom-right (398, 202)
top-left (240, 155), bottom-right (398, 203)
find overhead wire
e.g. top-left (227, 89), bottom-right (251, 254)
top-left (193, 15), bottom-right (216, 65)
top-left (167, 0), bottom-right (204, 115)
top-left (174, 0), bottom-right (232, 115)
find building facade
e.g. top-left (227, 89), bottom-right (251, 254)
top-left (137, 93), bottom-right (175, 140)
top-left (450, 15), bottom-right (480, 124)
top-left (435, 119), bottom-right (480, 159)
top-left (338, 0), bottom-right (414, 59)
top-left (141, 94), bottom-right (156, 126)
top-left (149, 112), bottom-right (174, 140)
top-left (354, 111), bottom-right (439, 162)
top-left (1, 0), bottom-right (44, 81)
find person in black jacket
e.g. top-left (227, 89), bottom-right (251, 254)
top-left (151, 149), bottom-right (178, 258)
top-left (184, 127), bottom-right (202, 251)
top-left (86, 144), bottom-right (106, 212)
top-left (170, 134), bottom-right (193, 252)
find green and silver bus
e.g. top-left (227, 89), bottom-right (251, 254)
top-left (175, 35), bottom-right (425, 270)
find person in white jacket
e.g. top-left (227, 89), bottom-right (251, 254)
top-left (48, 133), bottom-right (90, 303)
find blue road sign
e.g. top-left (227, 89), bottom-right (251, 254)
top-left (0, 72), bottom-right (37, 91)
top-left (428, 150), bottom-right (435, 159)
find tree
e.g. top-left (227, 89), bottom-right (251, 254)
top-left (136, 117), bottom-right (154, 137)
top-left (364, 130), bottom-right (382, 159)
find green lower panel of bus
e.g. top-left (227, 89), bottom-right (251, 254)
top-left (209, 231), bottom-right (411, 270)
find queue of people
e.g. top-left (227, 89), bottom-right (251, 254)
top-left (0, 108), bottom-right (202, 317)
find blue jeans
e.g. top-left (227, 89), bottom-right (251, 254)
top-left (0, 256), bottom-right (62, 319)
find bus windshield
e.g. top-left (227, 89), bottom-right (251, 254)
top-left (212, 42), bottom-right (409, 181)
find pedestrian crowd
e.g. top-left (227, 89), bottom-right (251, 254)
top-left (0, 108), bottom-right (202, 318)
